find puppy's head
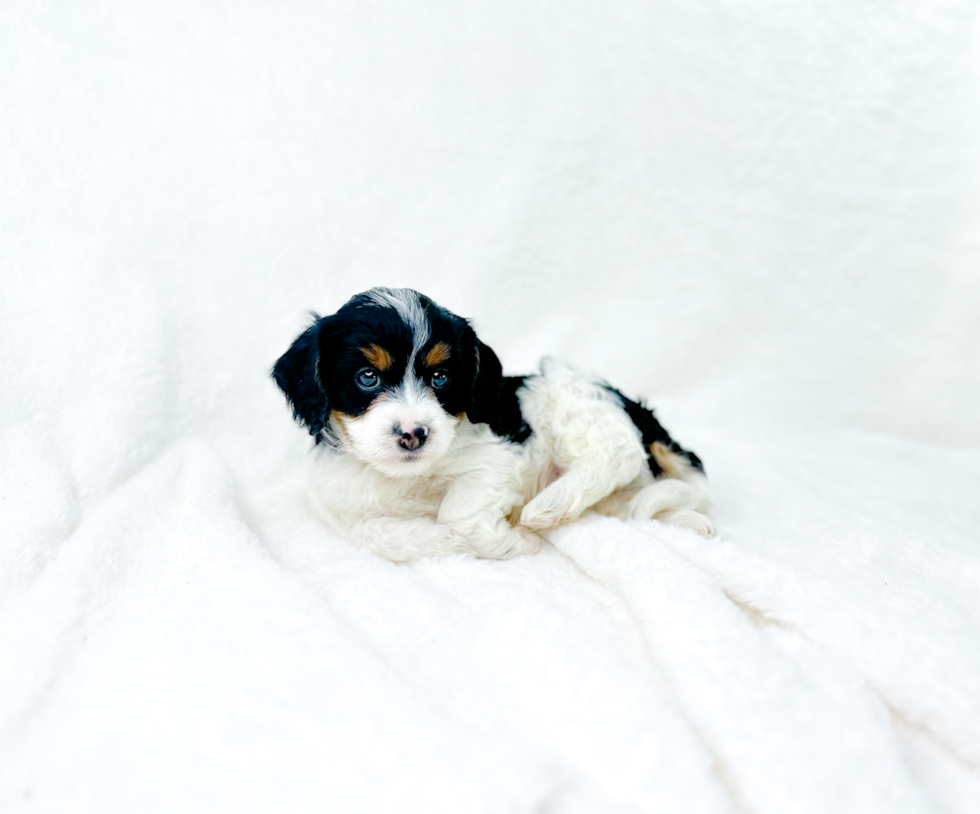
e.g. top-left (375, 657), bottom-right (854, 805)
top-left (272, 288), bottom-right (504, 478)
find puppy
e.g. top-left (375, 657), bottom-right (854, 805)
top-left (272, 287), bottom-right (714, 561)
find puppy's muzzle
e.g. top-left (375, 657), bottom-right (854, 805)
top-left (394, 424), bottom-right (429, 451)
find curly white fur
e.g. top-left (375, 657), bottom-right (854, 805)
top-left (310, 359), bottom-right (714, 561)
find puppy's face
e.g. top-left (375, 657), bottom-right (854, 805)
top-left (320, 290), bottom-right (471, 477)
top-left (273, 288), bottom-right (503, 478)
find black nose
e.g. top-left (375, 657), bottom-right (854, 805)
top-left (396, 426), bottom-right (428, 451)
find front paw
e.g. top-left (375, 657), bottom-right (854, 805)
top-left (470, 525), bottom-right (542, 559)
top-left (520, 484), bottom-right (581, 530)
top-left (507, 525), bottom-right (543, 557)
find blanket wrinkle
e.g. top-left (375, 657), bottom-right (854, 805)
top-left (3, 442), bottom-right (565, 814)
top-left (258, 507), bottom-right (733, 814)
top-left (552, 518), bottom-right (940, 814)
top-left (666, 535), bottom-right (980, 771)
top-left (0, 424), bottom-right (80, 606)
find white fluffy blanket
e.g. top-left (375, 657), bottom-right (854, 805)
top-left (2, 2), bottom-right (979, 812)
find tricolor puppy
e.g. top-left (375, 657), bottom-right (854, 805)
top-left (273, 287), bottom-right (714, 561)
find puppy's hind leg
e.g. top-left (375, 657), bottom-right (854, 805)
top-left (519, 413), bottom-right (649, 530)
top-left (518, 365), bottom-right (649, 531)
top-left (520, 465), bottom-right (614, 530)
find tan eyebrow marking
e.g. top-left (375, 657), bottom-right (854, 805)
top-left (361, 344), bottom-right (393, 371)
top-left (424, 342), bottom-right (451, 367)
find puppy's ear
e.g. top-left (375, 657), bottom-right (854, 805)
top-left (272, 316), bottom-right (332, 442)
top-left (466, 332), bottom-right (505, 426)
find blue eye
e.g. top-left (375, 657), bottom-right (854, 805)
top-left (431, 370), bottom-right (450, 390)
top-left (356, 368), bottom-right (381, 391)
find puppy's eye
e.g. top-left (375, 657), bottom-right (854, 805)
top-left (430, 370), bottom-right (450, 390)
top-left (355, 368), bottom-right (381, 391)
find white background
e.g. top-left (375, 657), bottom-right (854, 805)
top-left (2, 3), bottom-right (980, 813)
top-left (3, 0), bottom-right (978, 457)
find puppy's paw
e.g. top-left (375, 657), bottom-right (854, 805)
top-left (659, 509), bottom-right (717, 538)
top-left (508, 525), bottom-right (543, 557)
top-left (472, 525), bottom-right (542, 559)
top-left (520, 486), bottom-right (579, 530)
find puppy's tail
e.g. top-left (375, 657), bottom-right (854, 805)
top-left (628, 474), bottom-right (716, 536)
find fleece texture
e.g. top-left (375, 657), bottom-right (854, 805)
top-left (2, 1), bottom-right (979, 812)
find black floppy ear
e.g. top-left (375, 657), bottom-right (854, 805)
top-left (466, 333), bottom-right (505, 427)
top-left (272, 316), bottom-right (331, 442)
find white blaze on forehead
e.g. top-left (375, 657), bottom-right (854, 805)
top-left (366, 287), bottom-right (430, 357)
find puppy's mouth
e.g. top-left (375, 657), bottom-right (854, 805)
top-left (396, 446), bottom-right (432, 465)
top-left (387, 430), bottom-right (447, 472)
